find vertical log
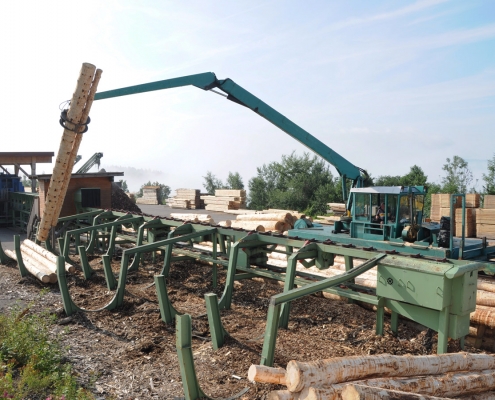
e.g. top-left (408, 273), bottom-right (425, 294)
top-left (37, 63), bottom-right (99, 242)
top-left (49, 68), bottom-right (103, 226)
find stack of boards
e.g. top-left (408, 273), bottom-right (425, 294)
top-left (477, 195), bottom-right (495, 239)
top-left (136, 186), bottom-right (161, 205)
top-left (201, 189), bottom-right (246, 211)
top-left (168, 189), bottom-right (204, 209)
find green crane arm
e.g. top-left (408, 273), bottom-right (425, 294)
top-left (94, 72), bottom-right (366, 195)
top-left (76, 152), bottom-right (103, 174)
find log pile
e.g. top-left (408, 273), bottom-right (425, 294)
top-left (249, 353), bottom-right (495, 399)
top-left (168, 189), bottom-right (203, 209)
top-left (2, 239), bottom-right (74, 284)
top-left (202, 189), bottom-right (246, 211)
top-left (170, 212), bottom-right (213, 224)
top-left (136, 186), bottom-right (161, 205)
top-left (476, 196), bottom-right (495, 239)
top-left (230, 212), bottom-right (296, 233)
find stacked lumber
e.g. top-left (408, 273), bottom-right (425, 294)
top-left (250, 353), bottom-right (495, 399)
top-left (136, 186), bottom-right (161, 205)
top-left (168, 189), bottom-right (203, 209)
top-left (453, 208), bottom-right (477, 237)
top-left (2, 239), bottom-right (74, 283)
top-left (202, 189), bottom-right (246, 211)
top-left (477, 196), bottom-right (495, 239)
top-left (327, 203), bottom-right (346, 216)
top-left (429, 194), bottom-right (460, 222)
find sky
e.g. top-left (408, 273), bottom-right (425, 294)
top-left (0, 0), bottom-right (494, 193)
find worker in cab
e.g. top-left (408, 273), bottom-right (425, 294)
top-left (294, 214), bottom-right (313, 229)
top-left (374, 202), bottom-right (390, 226)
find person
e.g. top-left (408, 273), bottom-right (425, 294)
top-left (375, 202), bottom-right (386, 223)
top-left (294, 214), bottom-right (313, 229)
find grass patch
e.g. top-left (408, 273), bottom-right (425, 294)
top-left (0, 300), bottom-right (94, 400)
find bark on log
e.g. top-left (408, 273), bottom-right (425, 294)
top-left (477, 290), bottom-right (495, 307)
top-left (248, 364), bottom-right (287, 385)
top-left (22, 240), bottom-right (74, 273)
top-left (37, 63), bottom-right (100, 241)
top-left (472, 306), bottom-right (495, 329)
top-left (341, 384), bottom-right (452, 400)
top-left (478, 279), bottom-right (495, 293)
top-left (299, 370), bottom-right (495, 399)
top-left (5, 249), bottom-right (55, 283)
top-left (285, 352), bottom-right (495, 392)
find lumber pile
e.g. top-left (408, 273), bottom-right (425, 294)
top-left (2, 239), bottom-right (74, 284)
top-left (136, 186), bottom-right (161, 205)
top-left (168, 189), bottom-right (203, 209)
top-left (327, 203), bottom-right (346, 217)
top-left (453, 208), bottom-right (477, 237)
top-left (477, 195), bottom-right (495, 239)
top-left (202, 189), bottom-right (246, 211)
top-left (170, 213), bottom-right (213, 224)
top-left (429, 194), bottom-right (461, 222)
top-left (250, 353), bottom-right (495, 399)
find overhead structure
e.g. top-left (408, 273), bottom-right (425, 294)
top-left (0, 152), bottom-right (54, 190)
top-left (75, 152), bottom-right (103, 174)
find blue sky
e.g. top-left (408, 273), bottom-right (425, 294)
top-left (1, 0), bottom-right (494, 192)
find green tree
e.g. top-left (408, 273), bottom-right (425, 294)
top-left (119, 180), bottom-right (129, 193)
top-left (203, 171), bottom-right (224, 195)
top-left (401, 165), bottom-right (428, 187)
top-left (374, 175), bottom-right (402, 186)
top-left (137, 181), bottom-right (171, 204)
top-left (441, 155), bottom-right (473, 194)
top-left (226, 171), bottom-right (244, 190)
top-left (483, 154), bottom-right (495, 195)
top-left (248, 152), bottom-right (341, 215)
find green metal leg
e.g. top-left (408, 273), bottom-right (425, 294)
top-left (106, 254), bottom-right (130, 310)
top-left (0, 242), bottom-right (9, 264)
top-left (205, 293), bottom-right (227, 350)
top-left (260, 303), bottom-right (281, 366)
top-left (376, 297), bottom-right (385, 336)
top-left (56, 256), bottom-right (80, 316)
top-left (78, 245), bottom-right (93, 279)
top-left (218, 242), bottom-right (240, 310)
top-left (437, 307), bottom-right (450, 354)
top-left (57, 237), bottom-right (66, 258)
top-left (212, 234), bottom-right (218, 288)
top-left (14, 235), bottom-right (28, 277)
top-left (279, 255), bottom-right (298, 329)
top-left (106, 225), bottom-right (117, 258)
top-left (154, 274), bottom-right (178, 323)
top-left (176, 314), bottom-right (208, 400)
top-left (102, 255), bottom-right (117, 290)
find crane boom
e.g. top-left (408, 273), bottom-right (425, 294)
top-left (94, 72), bottom-right (366, 196)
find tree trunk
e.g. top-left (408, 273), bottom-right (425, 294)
top-left (5, 249), bottom-right (55, 283)
top-left (248, 364), bottom-right (287, 385)
top-left (22, 239), bottom-right (74, 272)
top-left (341, 384), bottom-right (452, 400)
top-left (285, 352), bottom-right (495, 392)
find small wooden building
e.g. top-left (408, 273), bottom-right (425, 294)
top-left (36, 172), bottom-right (124, 218)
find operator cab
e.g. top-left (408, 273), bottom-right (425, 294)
top-left (341, 186), bottom-right (428, 242)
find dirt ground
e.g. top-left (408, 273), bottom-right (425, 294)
top-left (0, 248), bottom-right (486, 400)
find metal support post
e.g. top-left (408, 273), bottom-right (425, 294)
top-left (205, 293), bottom-right (227, 350)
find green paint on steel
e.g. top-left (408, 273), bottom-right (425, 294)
top-left (0, 242), bottom-right (11, 264)
top-left (205, 293), bottom-right (227, 350)
top-left (77, 245), bottom-right (93, 279)
top-left (14, 235), bottom-right (27, 277)
top-left (155, 275), bottom-right (178, 324)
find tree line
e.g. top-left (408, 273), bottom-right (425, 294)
top-left (129, 152), bottom-right (495, 217)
